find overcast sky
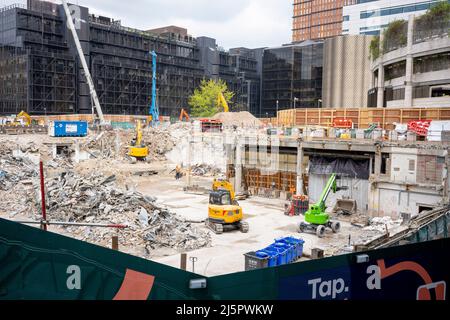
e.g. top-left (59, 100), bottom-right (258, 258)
top-left (1, 0), bottom-right (292, 49)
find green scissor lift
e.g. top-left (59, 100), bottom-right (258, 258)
top-left (300, 173), bottom-right (347, 238)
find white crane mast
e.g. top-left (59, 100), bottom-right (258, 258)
top-left (60, 0), bottom-right (105, 124)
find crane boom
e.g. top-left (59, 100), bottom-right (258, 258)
top-left (217, 92), bottom-right (229, 113)
top-left (61, 0), bottom-right (105, 124)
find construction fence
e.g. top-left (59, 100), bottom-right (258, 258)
top-left (1, 217), bottom-right (449, 300)
top-left (269, 107), bottom-right (450, 130)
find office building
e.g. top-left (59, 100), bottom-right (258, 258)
top-left (0, 0), bottom-right (259, 117)
top-left (343, 0), bottom-right (447, 36)
top-left (261, 41), bottom-right (323, 117)
top-left (293, 0), bottom-right (356, 42)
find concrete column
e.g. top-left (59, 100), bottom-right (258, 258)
top-left (235, 138), bottom-right (243, 194)
top-left (186, 136), bottom-right (192, 187)
top-left (296, 143), bottom-right (304, 195)
top-left (377, 32), bottom-right (385, 108)
top-left (377, 65), bottom-right (385, 108)
top-left (374, 149), bottom-right (382, 176)
top-left (404, 15), bottom-right (415, 107)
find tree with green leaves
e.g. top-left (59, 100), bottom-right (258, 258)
top-left (188, 79), bottom-right (234, 117)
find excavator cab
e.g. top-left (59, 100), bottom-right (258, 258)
top-left (209, 191), bottom-right (232, 206)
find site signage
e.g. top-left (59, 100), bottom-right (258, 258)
top-left (278, 251), bottom-right (448, 300)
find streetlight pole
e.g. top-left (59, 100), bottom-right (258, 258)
top-left (276, 100), bottom-right (279, 127)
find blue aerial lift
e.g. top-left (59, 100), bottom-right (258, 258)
top-left (149, 50), bottom-right (159, 127)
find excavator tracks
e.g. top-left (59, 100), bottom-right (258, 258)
top-left (206, 219), bottom-right (249, 234)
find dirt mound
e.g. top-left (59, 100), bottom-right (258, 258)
top-left (212, 112), bottom-right (262, 127)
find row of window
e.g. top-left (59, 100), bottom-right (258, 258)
top-left (360, 0), bottom-right (443, 19)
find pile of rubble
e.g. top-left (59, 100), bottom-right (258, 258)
top-left (42, 171), bottom-right (211, 253)
top-left (81, 127), bottom-right (176, 161)
top-left (191, 164), bottom-right (222, 176)
top-left (143, 127), bottom-right (175, 161)
top-left (0, 144), bottom-right (40, 217)
top-left (363, 216), bottom-right (403, 232)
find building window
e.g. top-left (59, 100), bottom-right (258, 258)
top-left (414, 52), bottom-right (450, 74)
top-left (343, 15), bottom-right (350, 21)
top-left (409, 159), bottom-right (415, 171)
top-left (385, 61), bottom-right (406, 81)
top-left (413, 85), bottom-right (430, 99)
top-left (360, 1), bottom-right (436, 19)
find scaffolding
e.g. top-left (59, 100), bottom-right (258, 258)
top-left (0, 0), bottom-right (260, 117)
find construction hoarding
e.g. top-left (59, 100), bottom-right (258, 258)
top-left (0, 218), bottom-right (448, 300)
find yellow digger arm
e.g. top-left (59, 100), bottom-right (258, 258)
top-left (217, 93), bottom-right (229, 113)
top-left (16, 111), bottom-right (32, 125)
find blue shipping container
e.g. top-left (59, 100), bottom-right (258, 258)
top-left (49, 121), bottom-right (88, 137)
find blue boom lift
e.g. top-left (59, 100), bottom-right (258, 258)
top-left (149, 50), bottom-right (159, 127)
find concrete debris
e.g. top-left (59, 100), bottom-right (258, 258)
top-left (42, 171), bottom-right (210, 253)
top-left (350, 215), bottom-right (370, 227)
top-left (363, 216), bottom-right (403, 232)
top-left (0, 154), bottom-right (37, 191)
top-left (191, 164), bottom-right (222, 176)
top-left (82, 127), bottom-right (175, 161)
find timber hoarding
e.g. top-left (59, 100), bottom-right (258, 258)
top-left (0, 218), bottom-right (448, 300)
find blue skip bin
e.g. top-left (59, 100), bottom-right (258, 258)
top-left (275, 237), bottom-right (305, 261)
top-left (268, 245), bottom-right (287, 266)
top-left (245, 237), bottom-right (305, 270)
top-left (274, 242), bottom-right (294, 263)
top-left (260, 247), bottom-right (279, 267)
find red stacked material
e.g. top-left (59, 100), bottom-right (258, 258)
top-left (408, 120), bottom-right (432, 136)
top-left (333, 118), bottom-right (353, 129)
top-left (285, 195), bottom-right (309, 216)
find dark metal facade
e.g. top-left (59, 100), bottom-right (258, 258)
top-left (261, 41), bottom-right (323, 117)
top-left (0, 1), bottom-right (260, 117)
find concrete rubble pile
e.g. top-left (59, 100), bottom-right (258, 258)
top-left (42, 171), bottom-right (211, 253)
top-left (142, 127), bottom-right (175, 161)
top-left (0, 144), bottom-right (39, 217)
top-left (191, 164), bottom-right (222, 176)
top-left (363, 216), bottom-right (403, 232)
top-left (81, 127), bottom-right (176, 161)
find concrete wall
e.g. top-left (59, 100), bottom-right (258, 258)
top-left (322, 35), bottom-right (373, 109)
top-left (370, 184), bottom-right (442, 218)
top-left (390, 152), bottom-right (417, 184)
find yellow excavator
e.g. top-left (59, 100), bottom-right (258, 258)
top-left (16, 111), bottom-right (32, 126)
top-left (206, 178), bottom-right (249, 234)
top-left (217, 92), bottom-right (229, 113)
top-left (8, 110), bottom-right (32, 126)
top-left (128, 120), bottom-right (149, 160)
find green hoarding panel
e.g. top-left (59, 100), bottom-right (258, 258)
top-left (1, 217), bottom-right (449, 300)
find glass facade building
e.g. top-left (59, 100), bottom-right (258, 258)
top-left (343, 0), bottom-right (447, 36)
top-left (261, 41), bottom-right (323, 117)
top-left (0, 0), bottom-right (259, 117)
